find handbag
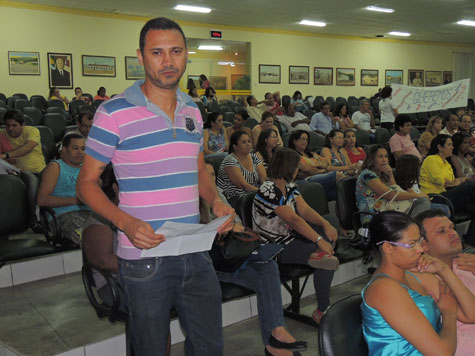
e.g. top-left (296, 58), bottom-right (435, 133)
top-left (373, 184), bottom-right (413, 213)
top-left (209, 228), bottom-right (261, 272)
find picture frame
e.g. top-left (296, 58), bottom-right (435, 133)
top-left (48, 52), bottom-right (73, 88)
top-left (125, 56), bottom-right (145, 80)
top-left (443, 71), bottom-right (453, 84)
top-left (209, 76), bottom-right (227, 90)
top-left (82, 55), bottom-right (116, 77)
top-left (289, 65), bottom-right (309, 84)
top-left (425, 71), bottom-right (442, 87)
top-left (259, 64), bottom-right (281, 84)
top-left (385, 70), bottom-right (403, 86)
top-left (8, 51), bottom-right (40, 76)
top-left (360, 69), bottom-right (378, 86)
top-left (336, 68), bottom-right (355, 86)
top-left (408, 69), bottom-right (424, 87)
top-left (314, 67), bottom-right (333, 85)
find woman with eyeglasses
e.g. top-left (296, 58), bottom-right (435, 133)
top-left (361, 211), bottom-right (466, 356)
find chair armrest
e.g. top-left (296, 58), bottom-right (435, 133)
top-left (428, 193), bottom-right (454, 216)
top-left (39, 206), bottom-right (61, 244)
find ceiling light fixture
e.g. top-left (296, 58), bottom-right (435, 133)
top-left (389, 31), bottom-right (411, 37)
top-left (299, 20), bottom-right (326, 27)
top-left (188, 51), bottom-right (196, 54)
top-left (198, 45), bottom-right (223, 50)
top-left (366, 6), bottom-right (394, 13)
top-left (457, 20), bottom-right (475, 27)
top-left (174, 5), bottom-right (211, 13)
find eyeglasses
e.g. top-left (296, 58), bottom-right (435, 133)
top-left (376, 237), bottom-right (424, 249)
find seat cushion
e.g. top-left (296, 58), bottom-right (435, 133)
top-left (278, 264), bottom-right (314, 280)
top-left (220, 282), bottom-right (254, 302)
top-left (0, 239), bottom-right (58, 263)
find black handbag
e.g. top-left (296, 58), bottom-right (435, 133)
top-left (209, 228), bottom-right (261, 272)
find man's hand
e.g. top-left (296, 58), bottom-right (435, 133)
top-left (211, 199), bottom-right (235, 234)
top-left (454, 253), bottom-right (475, 274)
top-left (122, 216), bottom-right (165, 249)
top-left (323, 221), bottom-right (338, 242)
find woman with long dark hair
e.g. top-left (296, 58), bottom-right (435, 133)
top-left (203, 112), bottom-right (228, 156)
top-left (320, 130), bottom-right (360, 175)
top-left (255, 128), bottom-right (279, 169)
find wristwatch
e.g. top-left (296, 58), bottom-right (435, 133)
top-left (316, 236), bottom-right (323, 243)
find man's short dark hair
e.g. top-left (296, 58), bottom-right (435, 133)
top-left (78, 111), bottom-right (93, 124)
top-left (415, 209), bottom-right (448, 239)
top-left (4, 109), bottom-right (24, 125)
top-left (394, 115), bottom-right (412, 131)
top-left (62, 133), bottom-right (84, 148)
top-left (321, 101), bottom-right (330, 108)
top-left (139, 17), bottom-right (187, 54)
top-left (246, 96), bottom-right (254, 106)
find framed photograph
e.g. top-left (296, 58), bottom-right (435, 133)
top-left (408, 70), bottom-right (424, 87)
top-left (82, 55), bottom-right (116, 77)
top-left (314, 67), bottom-right (333, 85)
top-left (259, 64), bottom-right (281, 84)
top-left (443, 71), bottom-right (453, 84)
top-left (289, 66), bottom-right (309, 84)
top-left (385, 70), bottom-right (403, 86)
top-left (361, 69), bottom-right (378, 86)
top-left (125, 56), bottom-right (145, 80)
top-left (336, 68), bottom-right (355, 86)
top-left (209, 76), bottom-right (227, 90)
top-left (8, 51), bottom-right (40, 75)
top-left (48, 52), bottom-right (73, 88)
top-left (425, 71), bottom-right (442, 87)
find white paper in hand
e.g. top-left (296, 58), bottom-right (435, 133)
top-left (140, 215), bottom-right (231, 258)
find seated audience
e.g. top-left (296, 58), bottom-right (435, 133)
top-left (440, 114), bottom-right (459, 136)
top-left (70, 111), bottom-right (93, 138)
top-left (226, 110), bottom-right (253, 142)
top-left (276, 103), bottom-right (311, 133)
top-left (342, 129), bottom-right (366, 164)
top-left (416, 209), bottom-right (475, 356)
top-left (37, 134), bottom-right (90, 244)
top-left (199, 74), bottom-right (210, 89)
top-left (320, 130), bottom-right (360, 176)
top-left (458, 114), bottom-right (475, 153)
top-left (420, 134), bottom-right (475, 241)
top-left (203, 112), bottom-right (229, 156)
top-left (389, 115), bottom-right (422, 161)
top-left (418, 116), bottom-right (443, 158)
top-left (72, 87), bottom-right (85, 102)
top-left (333, 103), bottom-right (355, 131)
top-left (265, 91), bottom-right (283, 115)
top-left (378, 86), bottom-right (398, 131)
top-left (252, 147), bottom-right (339, 324)
top-left (351, 99), bottom-right (375, 133)
top-left (0, 109), bottom-right (46, 175)
top-left (252, 111), bottom-right (283, 148)
top-left (288, 130), bottom-right (340, 201)
top-left (202, 86), bottom-right (217, 109)
top-left (94, 86), bottom-right (110, 101)
top-left (361, 211), bottom-right (458, 356)
top-left (290, 91), bottom-right (308, 113)
top-left (48, 87), bottom-right (69, 110)
top-left (217, 131), bottom-right (266, 209)
top-left (254, 128), bottom-right (279, 170)
top-left (187, 87), bottom-right (201, 103)
top-left (244, 95), bottom-right (269, 121)
top-left (450, 132), bottom-right (475, 179)
top-left (310, 101), bottom-right (339, 135)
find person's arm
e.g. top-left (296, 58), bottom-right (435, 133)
top-left (321, 148), bottom-right (359, 172)
top-left (223, 129), bottom-right (229, 152)
top-left (389, 136), bottom-right (405, 160)
top-left (256, 162), bottom-right (267, 184)
top-left (295, 195), bottom-right (338, 242)
top-left (369, 111), bottom-right (375, 129)
top-left (0, 140), bottom-right (37, 160)
top-left (203, 129), bottom-right (215, 155)
top-left (309, 115), bottom-right (319, 131)
top-left (82, 223), bottom-right (118, 273)
top-left (298, 156), bottom-right (326, 176)
top-left (454, 253), bottom-right (475, 274)
top-left (274, 125), bottom-right (283, 146)
top-left (224, 165), bottom-right (259, 192)
top-left (367, 175), bottom-right (425, 201)
top-left (37, 162), bottom-right (80, 207)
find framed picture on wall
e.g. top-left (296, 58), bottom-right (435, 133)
top-left (443, 71), bottom-right (453, 84)
top-left (8, 51), bottom-right (40, 75)
top-left (336, 68), bottom-right (355, 86)
top-left (289, 66), bottom-right (309, 84)
top-left (361, 69), bottom-right (378, 86)
top-left (125, 56), bottom-right (145, 80)
top-left (314, 67), bottom-right (333, 85)
top-left (259, 64), bottom-right (281, 84)
top-left (425, 71), bottom-right (442, 86)
top-left (209, 76), bottom-right (227, 90)
top-left (82, 55), bottom-right (116, 77)
top-left (385, 70), bottom-right (403, 86)
top-left (408, 69), bottom-right (424, 87)
top-left (48, 52), bottom-right (73, 88)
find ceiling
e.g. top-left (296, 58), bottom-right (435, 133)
top-left (15, 0), bottom-right (475, 44)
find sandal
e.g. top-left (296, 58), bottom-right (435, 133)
top-left (307, 251), bottom-right (339, 270)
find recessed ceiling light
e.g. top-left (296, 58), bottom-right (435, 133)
top-left (457, 20), bottom-right (475, 27)
top-left (389, 31), bottom-right (411, 37)
top-left (174, 5), bottom-right (211, 13)
top-left (188, 51), bottom-right (196, 54)
top-left (299, 20), bottom-right (326, 27)
top-left (366, 6), bottom-right (394, 13)
top-left (198, 45), bottom-right (223, 50)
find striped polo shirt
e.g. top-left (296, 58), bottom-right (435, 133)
top-left (85, 80), bottom-right (203, 260)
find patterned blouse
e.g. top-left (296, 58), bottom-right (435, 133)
top-left (206, 128), bottom-right (226, 153)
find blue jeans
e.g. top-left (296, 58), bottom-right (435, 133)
top-left (216, 260), bottom-right (284, 345)
top-left (118, 252), bottom-right (223, 356)
top-left (298, 171), bottom-right (337, 201)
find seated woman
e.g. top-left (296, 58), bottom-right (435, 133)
top-left (420, 134), bottom-right (475, 242)
top-left (254, 128), bottom-right (280, 170)
top-left (226, 110), bottom-right (253, 142)
top-left (450, 132), bottom-right (475, 179)
top-left (290, 91), bottom-right (308, 113)
top-left (334, 103), bottom-right (355, 131)
top-left (94, 86), bottom-right (110, 101)
top-left (361, 211), bottom-right (458, 356)
top-left (320, 130), bottom-right (360, 176)
top-left (418, 116), bottom-right (442, 158)
top-left (203, 112), bottom-right (228, 157)
top-left (48, 87), bottom-right (69, 110)
top-left (288, 130), bottom-right (340, 201)
top-left (252, 111), bottom-right (283, 147)
top-left (252, 147), bottom-right (339, 324)
top-left (202, 86), bottom-right (217, 109)
top-left (356, 145), bottom-right (429, 223)
top-left (217, 130), bottom-right (266, 209)
top-left (187, 87), bottom-right (201, 103)
top-left (343, 129), bottom-right (366, 164)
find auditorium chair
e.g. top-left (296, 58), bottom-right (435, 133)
top-left (46, 106), bottom-right (69, 122)
top-left (30, 95), bottom-right (47, 112)
top-left (0, 93), bottom-right (6, 102)
top-left (0, 107), bottom-right (7, 124)
top-left (0, 100), bottom-right (6, 109)
top-left (308, 131), bottom-right (326, 152)
top-left (223, 111), bottom-right (235, 124)
top-left (22, 107), bottom-right (43, 126)
top-left (22, 115), bottom-right (34, 126)
top-left (47, 99), bottom-right (65, 110)
top-left (355, 130), bottom-right (371, 147)
top-left (243, 118), bottom-right (258, 129)
top-left (69, 100), bottom-right (85, 116)
top-left (13, 93), bottom-right (28, 100)
top-left (219, 105), bottom-right (231, 114)
top-left (94, 99), bottom-right (105, 108)
top-left (303, 109), bottom-right (315, 119)
top-left (208, 101), bottom-right (220, 114)
top-left (39, 207), bottom-right (87, 249)
top-left (204, 154), bottom-right (226, 180)
top-left (282, 133), bottom-right (291, 147)
top-left (374, 128), bottom-right (390, 145)
top-left (36, 125), bottom-right (57, 161)
top-left (13, 98), bottom-right (31, 111)
top-left (42, 113), bottom-right (68, 142)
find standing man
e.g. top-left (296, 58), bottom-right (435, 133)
top-left (76, 18), bottom-right (234, 356)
